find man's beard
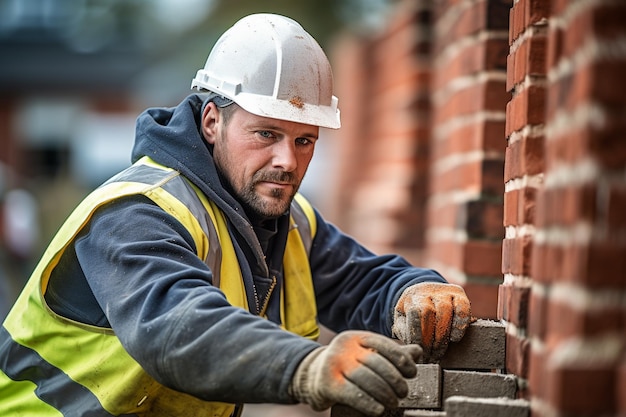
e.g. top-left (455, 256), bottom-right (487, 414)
top-left (219, 168), bottom-right (300, 219)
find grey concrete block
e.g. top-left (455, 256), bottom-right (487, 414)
top-left (438, 320), bottom-right (505, 370)
top-left (404, 410), bottom-right (446, 416)
top-left (444, 396), bottom-right (530, 417)
top-left (442, 370), bottom-right (517, 400)
top-left (398, 364), bottom-right (442, 409)
top-left (330, 405), bottom-right (402, 417)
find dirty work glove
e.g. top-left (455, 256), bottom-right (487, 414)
top-left (392, 282), bottom-right (471, 362)
top-left (289, 330), bottom-right (422, 416)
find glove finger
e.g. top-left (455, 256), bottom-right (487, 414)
top-left (359, 351), bottom-right (409, 398)
top-left (409, 296), bottom-right (435, 359)
top-left (359, 334), bottom-right (420, 378)
top-left (427, 296), bottom-right (453, 361)
top-left (330, 379), bottom-right (386, 417)
top-left (391, 312), bottom-right (410, 344)
top-left (399, 344), bottom-right (423, 371)
top-left (450, 288), bottom-right (472, 342)
top-left (347, 362), bottom-right (405, 409)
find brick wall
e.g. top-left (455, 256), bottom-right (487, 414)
top-left (332, 0), bottom-right (510, 320)
top-left (331, 0), bottom-right (626, 416)
top-left (331, 0), bottom-right (433, 263)
top-left (500, 0), bottom-right (548, 400)
top-left (426, 0), bottom-right (510, 320)
top-left (527, 1), bottom-right (626, 416)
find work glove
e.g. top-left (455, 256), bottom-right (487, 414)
top-left (392, 282), bottom-right (471, 362)
top-left (289, 330), bottom-right (422, 416)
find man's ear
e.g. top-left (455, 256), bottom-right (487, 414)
top-left (202, 101), bottom-right (220, 145)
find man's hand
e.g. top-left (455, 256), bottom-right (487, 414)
top-left (392, 282), bottom-right (471, 362)
top-left (290, 330), bottom-right (422, 416)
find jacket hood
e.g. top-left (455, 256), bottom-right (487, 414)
top-left (131, 94), bottom-right (259, 253)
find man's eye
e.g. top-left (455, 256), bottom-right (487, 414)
top-left (258, 131), bottom-right (274, 139)
top-left (296, 137), bottom-right (313, 146)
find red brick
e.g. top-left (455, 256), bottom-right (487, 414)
top-left (608, 186), bottom-right (626, 230)
top-left (436, 38), bottom-right (508, 90)
top-left (546, 299), bottom-right (624, 341)
top-left (464, 239), bottom-right (503, 277)
top-left (432, 159), bottom-right (482, 194)
top-left (530, 242), bottom-right (559, 284)
top-left (550, 0), bottom-right (570, 16)
top-left (504, 187), bottom-right (537, 226)
top-left (481, 159), bottom-right (506, 196)
top-left (504, 134), bottom-right (545, 181)
top-left (429, 240), bottom-right (464, 272)
top-left (547, 365), bottom-right (616, 415)
top-left (435, 0), bottom-right (509, 54)
top-left (463, 280), bottom-right (499, 319)
top-left (498, 284), bottom-right (530, 327)
top-left (528, 344), bottom-right (547, 399)
top-left (523, 134), bottom-right (545, 175)
top-left (589, 109), bottom-right (626, 170)
top-left (503, 188), bottom-right (520, 226)
top-left (504, 143), bottom-right (519, 182)
top-left (534, 185), bottom-right (596, 227)
top-left (618, 361), bottom-right (626, 415)
top-left (563, 3), bottom-right (626, 60)
top-left (509, 0), bottom-right (522, 43)
top-left (508, 34), bottom-right (548, 90)
top-left (505, 84), bottom-right (547, 136)
top-left (432, 158), bottom-right (504, 196)
top-left (426, 202), bottom-right (459, 230)
top-left (545, 25), bottom-right (564, 79)
top-left (502, 236), bottom-right (533, 276)
top-left (525, 0), bottom-right (550, 27)
top-left (483, 119), bottom-right (507, 152)
top-left (485, 0), bottom-right (511, 31)
top-left (435, 80), bottom-right (510, 126)
top-left (506, 49), bottom-right (516, 92)
top-left (434, 119), bottom-right (506, 161)
top-left (528, 289), bottom-right (547, 339)
top-left (548, 63), bottom-right (626, 122)
top-left (465, 198), bottom-right (504, 239)
top-left (578, 242), bottom-right (626, 288)
top-left (506, 331), bottom-right (530, 378)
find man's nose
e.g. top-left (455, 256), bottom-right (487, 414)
top-left (272, 140), bottom-right (298, 172)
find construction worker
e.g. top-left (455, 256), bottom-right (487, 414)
top-left (0, 13), bottom-right (471, 417)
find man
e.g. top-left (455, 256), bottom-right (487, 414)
top-left (0, 14), bottom-right (471, 417)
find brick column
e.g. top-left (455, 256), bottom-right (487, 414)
top-left (331, 0), bottom-right (434, 264)
top-left (527, 1), bottom-right (626, 416)
top-left (426, 0), bottom-right (511, 319)
top-left (499, 0), bottom-right (549, 397)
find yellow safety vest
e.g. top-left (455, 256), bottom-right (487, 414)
top-left (0, 156), bottom-right (319, 417)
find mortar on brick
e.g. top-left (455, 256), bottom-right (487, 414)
top-left (438, 319), bottom-right (506, 370)
top-left (399, 364), bottom-right (442, 409)
top-left (442, 370), bottom-right (517, 400)
top-left (404, 410), bottom-right (446, 417)
top-left (444, 395), bottom-right (530, 417)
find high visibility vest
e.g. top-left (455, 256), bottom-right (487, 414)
top-left (0, 156), bottom-right (319, 417)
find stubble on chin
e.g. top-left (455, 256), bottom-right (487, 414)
top-left (236, 180), bottom-right (297, 218)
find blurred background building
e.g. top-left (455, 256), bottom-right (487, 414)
top-left (1, 0), bottom-right (625, 416)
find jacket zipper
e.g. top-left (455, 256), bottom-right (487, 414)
top-left (258, 275), bottom-right (277, 317)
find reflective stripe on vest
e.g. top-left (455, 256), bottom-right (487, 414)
top-left (0, 156), bottom-right (318, 416)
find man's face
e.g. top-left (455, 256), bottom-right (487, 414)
top-left (203, 102), bottom-right (319, 218)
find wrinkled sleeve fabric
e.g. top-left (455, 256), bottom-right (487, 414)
top-left (309, 210), bottom-right (447, 337)
top-left (75, 196), bottom-right (319, 404)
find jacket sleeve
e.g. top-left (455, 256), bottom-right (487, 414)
top-left (309, 209), bottom-right (447, 337)
top-left (75, 196), bottom-right (319, 404)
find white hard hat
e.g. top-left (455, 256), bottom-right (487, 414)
top-left (191, 14), bottom-right (341, 129)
